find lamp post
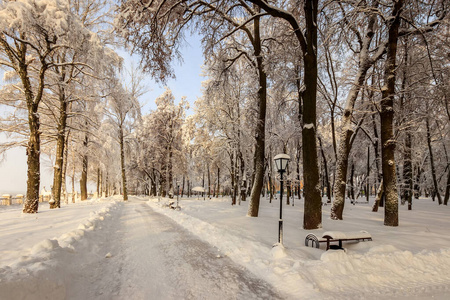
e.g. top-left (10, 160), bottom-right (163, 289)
top-left (274, 154), bottom-right (290, 245)
top-left (176, 180), bottom-right (180, 208)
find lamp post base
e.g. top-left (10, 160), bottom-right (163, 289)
top-left (278, 219), bottom-right (283, 245)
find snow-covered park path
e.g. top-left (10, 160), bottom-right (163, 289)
top-left (68, 199), bottom-right (282, 299)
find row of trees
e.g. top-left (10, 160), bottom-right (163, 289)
top-left (0, 0), bottom-right (140, 212)
top-left (117, 0), bottom-right (449, 228)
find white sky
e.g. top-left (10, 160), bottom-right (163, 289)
top-left (0, 33), bottom-right (204, 195)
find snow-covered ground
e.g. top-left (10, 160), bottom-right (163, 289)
top-left (0, 195), bottom-right (449, 299)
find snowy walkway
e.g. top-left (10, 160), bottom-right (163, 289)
top-left (67, 199), bottom-right (282, 299)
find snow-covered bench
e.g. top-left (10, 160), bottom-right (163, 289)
top-left (305, 230), bottom-right (372, 250)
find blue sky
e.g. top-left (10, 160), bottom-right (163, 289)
top-left (0, 34), bottom-right (205, 194)
top-left (126, 32), bottom-right (205, 114)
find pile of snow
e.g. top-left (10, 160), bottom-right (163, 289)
top-left (0, 199), bottom-right (120, 299)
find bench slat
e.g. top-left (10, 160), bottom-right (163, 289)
top-left (305, 230), bottom-right (372, 250)
top-left (322, 230), bottom-right (371, 240)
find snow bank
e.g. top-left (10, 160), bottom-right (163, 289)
top-left (0, 200), bottom-right (120, 299)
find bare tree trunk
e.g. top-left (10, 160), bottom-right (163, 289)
top-left (187, 178), bottom-right (190, 198)
top-left (160, 149), bottom-right (167, 197)
top-left (331, 131), bottom-right (352, 219)
top-left (444, 165), bottom-right (450, 205)
top-left (207, 163), bottom-right (211, 198)
top-left (80, 135), bottom-right (88, 201)
top-left (231, 150), bottom-right (236, 205)
top-left (268, 158), bottom-right (273, 204)
top-left (350, 162), bottom-right (355, 202)
top-left (302, 0), bottom-right (322, 229)
top-left (426, 117), bottom-right (442, 205)
top-left (372, 179), bottom-right (384, 212)
top-left (97, 168), bottom-right (101, 196)
top-left (167, 144), bottom-right (173, 198)
top-left (371, 106), bottom-right (382, 187)
top-left (202, 172), bottom-right (205, 200)
top-left (248, 8), bottom-right (267, 217)
top-left (23, 109), bottom-right (41, 213)
top-left (366, 147), bottom-right (370, 203)
top-left (296, 142), bottom-right (301, 201)
top-left (414, 163), bottom-right (422, 199)
top-left (72, 159), bottom-right (76, 203)
top-left (318, 137), bottom-right (331, 203)
top-left (51, 89), bottom-right (68, 209)
top-left (403, 132), bottom-right (413, 210)
top-left (182, 175), bottom-right (185, 197)
top-left (216, 168), bottom-right (220, 198)
top-left (119, 125), bottom-right (128, 201)
top-left (380, 0), bottom-right (403, 226)
top-left (62, 131), bottom-right (70, 204)
top-left (105, 172), bottom-right (109, 198)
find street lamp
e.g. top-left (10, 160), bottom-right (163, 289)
top-left (274, 153), bottom-right (290, 245)
top-left (176, 180), bottom-right (180, 208)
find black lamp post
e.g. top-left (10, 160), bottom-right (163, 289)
top-left (176, 181), bottom-right (180, 208)
top-left (274, 154), bottom-right (290, 245)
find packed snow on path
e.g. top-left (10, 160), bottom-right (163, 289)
top-left (0, 195), bottom-right (450, 299)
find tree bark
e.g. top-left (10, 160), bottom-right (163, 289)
top-left (302, 0), bottom-right (322, 229)
top-left (62, 131), bottom-right (70, 204)
top-left (119, 125), bottom-right (128, 201)
top-left (380, 0), bottom-right (403, 226)
top-left (350, 162), bottom-right (355, 202)
top-left (160, 149), bottom-right (167, 197)
top-left (182, 175), bottom-right (185, 197)
top-left (366, 147), bottom-right (370, 203)
top-left (444, 165), bottom-right (450, 205)
top-left (80, 135), bottom-right (88, 201)
top-left (216, 168), bottom-right (220, 198)
top-left (248, 8), bottom-right (267, 217)
top-left (207, 163), bottom-right (211, 198)
top-left (426, 117), bottom-right (442, 205)
top-left (403, 132), bottom-right (413, 210)
top-left (51, 88), bottom-right (68, 209)
top-left (318, 137), bottom-right (331, 203)
top-left (72, 159), bottom-right (76, 203)
top-left (372, 179), bottom-right (384, 212)
top-left (97, 168), bottom-right (101, 196)
top-left (331, 130), bottom-right (352, 219)
top-left (24, 107), bottom-right (41, 213)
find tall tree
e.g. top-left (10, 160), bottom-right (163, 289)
top-left (330, 0), bottom-right (385, 220)
top-left (379, 0), bottom-right (404, 226)
top-left (104, 72), bottom-right (142, 201)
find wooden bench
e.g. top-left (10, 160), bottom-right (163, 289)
top-left (305, 230), bottom-right (372, 250)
